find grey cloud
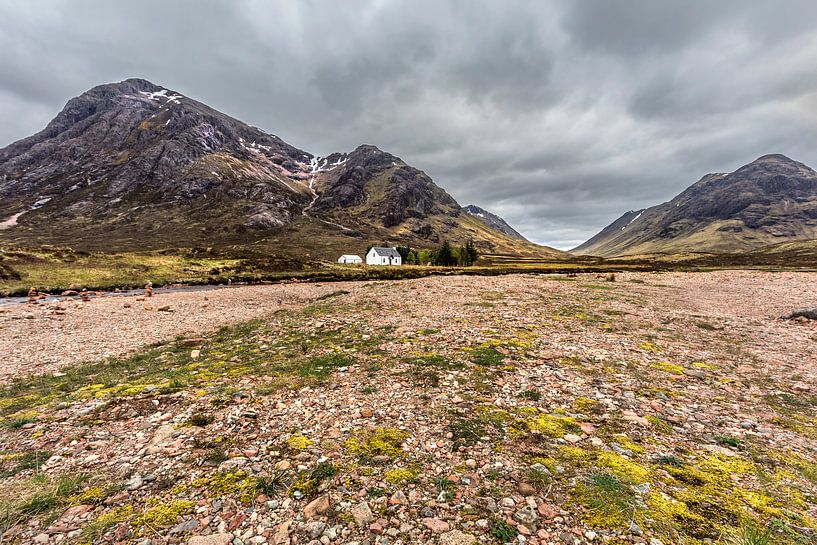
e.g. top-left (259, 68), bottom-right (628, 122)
top-left (1, 0), bottom-right (817, 248)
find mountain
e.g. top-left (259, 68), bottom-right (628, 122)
top-left (0, 78), bottom-right (562, 259)
top-left (463, 205), bottom-right (528, 241)
top-left (573, 154), bottom-right (817, 256)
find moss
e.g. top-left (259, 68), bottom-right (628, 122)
top-left (698, 454), bottom-right (756, 478)
top-left (134, 500), bottom-right (195, 527)
top-left (78, 505), bottom-right (134, 545)
top-left (527, 414), bottom-right (581, 438)
top-left (646, 415), bottom-right (673, 433)
top-left (639, 341), bottom-right (660, 353)
top-left (572, 473), bottom-right (638, 528)
top-left (345, 428), bottom-right (409, 459)
top-left (651, 361), bottom-right (685, 375)
top-left (68, 485), bottom-right (108, 505)
top-left (612, 436), bottom-right (645, 456)
top-left (286, 433), bottom-right (313, 453)
top-left (573, 396), bottom-right (599, 413)
top-left (384, 467), bottom-right (420, 484)
top-left (192, 471), bottom-right (259, 503)
top-left (596, 451), bottom-right (651, 483)
top-left (556, 446), bottom-right (591, 467)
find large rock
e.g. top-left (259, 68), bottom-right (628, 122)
top-left (188, 534), bottom-right (233, 545)
top-left (785, 308), bottom-right (817, 320)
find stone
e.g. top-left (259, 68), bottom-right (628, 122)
top-left (304, 495), bottom-right (330, 519)
top-left (422, 518), bottom-right (450, 533)
top-left (271, 521), bottom-right (291, 545)
top-left (439, 529), bottom-right (476, 545)
top-left (513, 505), bottom-right (539, 527)
top-left (388, 491), bottom-right (407, 505)
top-left (188, 534), bottom-right (234, 545)
top-left (350, 501), bottom-right (374, 526)
top-left (171, 519), bottom-right (199, 533)
top-left (517, 482), bottom-right (537, 496)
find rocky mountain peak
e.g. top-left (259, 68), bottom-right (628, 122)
top-left (0, 78), bottom-right (560, 258)
top-left (574, 154), bottom-right (817, 256)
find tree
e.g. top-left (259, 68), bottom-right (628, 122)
top-left (466, 239), bottom-right (479, 266)
top-left (396, 245), bottom-right (412, 262)
top-left (434, 240), bottom-right (456, 266)
top-left (457, 245), bottom-right (468, 266)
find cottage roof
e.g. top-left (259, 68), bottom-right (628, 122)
top-left (370, 247), bottom-right (401, 258)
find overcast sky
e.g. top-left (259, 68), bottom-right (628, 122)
top-left (2, 1), bottom-right (817, 248)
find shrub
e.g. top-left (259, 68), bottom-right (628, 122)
top-left (489, 519), bottom-right (519, 542)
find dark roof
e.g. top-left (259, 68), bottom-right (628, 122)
top-left (370, 247), bottom-right (401, 257)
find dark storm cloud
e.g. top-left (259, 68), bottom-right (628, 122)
top-left (2, 0), bottom-right (817, 249)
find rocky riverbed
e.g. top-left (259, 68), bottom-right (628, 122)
top-left (0, 271), bottom-right (815, 545)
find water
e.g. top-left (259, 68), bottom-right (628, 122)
top-left (0, 283), bottom-right (234, 307)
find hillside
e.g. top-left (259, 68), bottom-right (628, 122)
top-left (573, 154), bottom-right (817, 256)
top-left (0, 79), bottom-right (562, 260)
top-left (464, 205), bottom-right (528, 241)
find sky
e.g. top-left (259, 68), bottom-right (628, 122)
top-left (2, 1), bottom-right (817, 249)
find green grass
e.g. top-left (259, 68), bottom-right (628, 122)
top-left (449, 412), bottom-right (506, 451)
top-left (725, 522), bottom-right (772, 545)
top-left (0, 451), bottom-right (52, 478)
top-left (0, 304), bottom-right (388, 419)
top-left (575, 473), bottom-right (638, 527)
top-left (0, 474), bottom-right (87, 532)
top-left (470, 346), bottom-right (505, 367)
top-left (489, 519), bottom-right (519, 542)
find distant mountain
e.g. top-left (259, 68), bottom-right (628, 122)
top-left (573, 154), bottom-right (817, 256)
top-left (464, 205), bottom-right (527, 241)
top-left (0, 78), bottom-right (562, 259)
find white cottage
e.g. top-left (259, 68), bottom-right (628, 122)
top-left (337, 254), bottom-right (363, 264)
top-left (366, 247), bottom-right (402, 266)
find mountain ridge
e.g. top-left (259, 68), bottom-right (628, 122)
top-left (573, 154), bottom-right (817, 256)
top-left (0, 78), bottom-right (562, 259)
top-left (463, 205), bottom-right (528, 241)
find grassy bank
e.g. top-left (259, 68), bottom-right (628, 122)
top-left (0, 245), bottom-right (643, 297)
top-left (3, 244), bottom-right (816, 297)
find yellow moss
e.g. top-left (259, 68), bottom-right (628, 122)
top-left (573, 397), bottom-right (598, 413)
top-left (646, 415), bottom-right (673, 433)
top-left (526, 456), bottom-right (558, 474)
top-left (134, 500), bottom-right (195, 527)
top-left (639, 341), bottom-right (660, 353)
top-left (740, 490), bottom-right (784, 518)
top-left (596, 452), bottom-right (651, 483)
top-left (69, 486), bottom-right (108, 505)
top-left (170, 482), bottom-right (189, 495)
top-left (193, 471), bottom-right (259, 503)
top-left (527, 414), bottom-right (581, 438)
top-left (612, 436), bottom-right (645, 455)
top-left (384, 467), bottom-right (420, 484)
top-left (691, 361), bottom-right (718, 371)
top-left (556, 446), bottom-right (591, 467)
top-left (286, 433), bottom-right (313, 453)
top-left (698, 454), bottom-right (756, 478)
top-left (78, 505), bottom-right (134, 545)
top-left (345, 428), bottom-right (409, 458)
top-left (651, 361), bottom-right (685, 375)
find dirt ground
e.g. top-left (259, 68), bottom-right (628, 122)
top-left (1, 271), bottom-right (815, 545)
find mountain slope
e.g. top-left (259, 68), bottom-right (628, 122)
top-left (463, 205), bottom-right (528, 241)
top-left (573, 154), bottom-right (817, 256)
top-left (0, 78), bottom-right (563, 259)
